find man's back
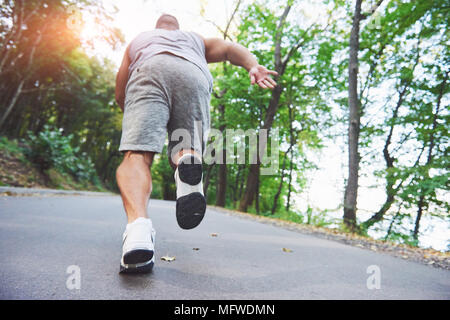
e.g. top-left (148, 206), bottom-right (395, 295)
top-left (128, 29), bottom-right (213, 91)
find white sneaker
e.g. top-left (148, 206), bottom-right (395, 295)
top-left (174, 154), bottom-right (206, 229)
top-left (120, 217), bottom-right (156, 273)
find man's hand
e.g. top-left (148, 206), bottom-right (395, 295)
top-left (249, 65), bottom-right (278, 89)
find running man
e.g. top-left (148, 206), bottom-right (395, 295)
top-left (115, 14), bottom-right (277, 273)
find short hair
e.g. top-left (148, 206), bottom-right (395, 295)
top-left (155, 14), bottom-right (180, 30)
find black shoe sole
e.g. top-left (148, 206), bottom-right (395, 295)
top-left (176, 155), bottom-right (205, 230)
top-left (176, 192), bottom-right (206, 230)
top-left (123, 249), bottom-right (154, 265)
top-left (178, 155), bottom-right (203, 185)
top-left (119, 249), bottom-right (154, 274)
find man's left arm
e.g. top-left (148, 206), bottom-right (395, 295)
top-left (203, 37), bottom-right (278, 89)
top-left (115, 46), bottom-right (131, 112)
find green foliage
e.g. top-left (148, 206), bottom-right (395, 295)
top-left (207, 0), bottom-right (333, 217)
top-left (259, 208), bottom-right (305, 225)
top-left (23, 125), bottom-right (97, 183)
top-left (304, 206), bottom-right (338, 228)
top-left (0, 0), bottom-right (124, 190)
top-left (0, 136), bottom-right (23, 157)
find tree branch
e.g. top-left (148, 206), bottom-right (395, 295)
top-left (274, 3), bottom-right (292, 70)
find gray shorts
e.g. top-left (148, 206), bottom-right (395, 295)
top-left (119, 53), bottom-right (211, 158)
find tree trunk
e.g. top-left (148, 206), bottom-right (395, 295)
top-left (203, 164), bottom-right (215, 198)
top-left (343, 0), bottom-right (363, 231)
top-left (0, 31), bottom-right (42, 130)
top-left (238, 3), bottom-right (292, 213)
top-left (362, 33), bottom-right (422, 229)
top-left (216, 163), bottom-right (227, 206)
top-left (285, 151), bottom-right (293, 212)
top-left (238, 166), bottom-right (246, 203)
top-left (285, 103), bottom-right (296, 212)
top-left (255, 165), bottom-right (260, 214)
top-left (413, 196), bottom-right (425, 241)
top-left (384, 202), bottom-right (403, 240)
top-left (271, 145), bottom-right (292, 215)
top-left (362, 85), bottom-right (407, 228)
top-left (0, 80), bottom-right (25, 130)
top-left (233, 165), bottom-right (242, 206)
top-left (216, 104), bottom-right (227, 207)
top-left (239, 85), bottom-right (283, 212)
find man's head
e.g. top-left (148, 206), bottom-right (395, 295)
top-left (155, 14), bottom-right (179, 30)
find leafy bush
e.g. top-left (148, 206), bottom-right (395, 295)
top-left (0, 136), bottom-right (23, 157)
top-left (304, 206), bottom-right (336, 228)
top-left (23, 125), bottom-right (97, 182)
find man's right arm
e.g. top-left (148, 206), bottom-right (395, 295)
top-left (203, 37), bottom-right (278, 89)
top-left (115, 46), bottom-right (131, 112)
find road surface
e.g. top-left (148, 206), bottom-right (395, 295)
top-left (0, 190), bottom-right (449, 299)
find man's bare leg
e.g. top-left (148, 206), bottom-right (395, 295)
top-left (116, 151), bottom-right (155, 223)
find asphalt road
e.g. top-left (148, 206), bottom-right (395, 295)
top-left (0, 191), bottom-right (449, 299)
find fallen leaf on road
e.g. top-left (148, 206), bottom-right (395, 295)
top-left (161, 256), bottom-right (176, 262)
top-left (282, 248), bottom-right (293, 253)
top-left (193, 248), bottom-right (200, 251)
top-left (210, 233), bottom-right (218, 237)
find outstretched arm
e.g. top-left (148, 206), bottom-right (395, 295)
top-left (203, 37), bottom-right (278, 89)
top-left (115, 46), bottom-right (131, 111)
